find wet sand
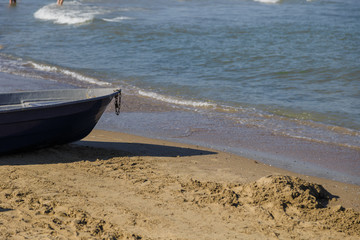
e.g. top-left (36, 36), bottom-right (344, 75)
top-left (0, 129), bottom-right (359, 239)
top-left (100, 92), bottom-right (360, 185)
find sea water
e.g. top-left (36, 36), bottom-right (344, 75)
top-left (0, 0), bottom-right (359, 184)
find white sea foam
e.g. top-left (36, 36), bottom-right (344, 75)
top-left (102, 16), bottom-right (133, 23)
top-left (30, 62), bottom-right (110, 86)
top-left (60, 69), bottom-right (110, 86)
top-left (138, 90), bottom-right (216, 108)
top-left (31, 62), bottom-right (58, 72)
top-left (34, 2), bottom-right (107, 25)
top-left (254, 0), bottom-right (280, 4)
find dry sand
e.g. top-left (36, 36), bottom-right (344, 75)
top-left (0, 129), bottom-right (359, 239)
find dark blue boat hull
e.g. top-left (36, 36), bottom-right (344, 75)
top-left (0, 88), bottom-right (120, 154)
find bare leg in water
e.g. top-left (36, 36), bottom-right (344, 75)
top-left (57, 0), bottom-right (64, 5)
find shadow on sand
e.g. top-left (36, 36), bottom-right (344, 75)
top-left (0, 140), bottom-right (216, 166)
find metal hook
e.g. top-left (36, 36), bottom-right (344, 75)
top-left (114, 90), bottom-right (121, 115)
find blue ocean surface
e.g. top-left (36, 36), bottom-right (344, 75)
top-left (1, 0), bottom-right (359, 183)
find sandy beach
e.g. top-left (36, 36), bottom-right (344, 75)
top-left (1, 0), bottom-right (360, 238)
top-left (0, 129), bottom-right (359, 239)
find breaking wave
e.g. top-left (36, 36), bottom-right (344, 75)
top-left (102, 16), bottom-right (133, 22)
top-left (34, 1), bottom-right (108, 25)
top-left (30, 62), bottom-right (110, 86)
top-left (138, 90), bottom-right (216, 108)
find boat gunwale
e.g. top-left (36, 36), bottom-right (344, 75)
top-left (0, 88), bottom-right (121, 114)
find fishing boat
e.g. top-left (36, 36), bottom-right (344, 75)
top-left (0, 88), bottom-right (121, 153)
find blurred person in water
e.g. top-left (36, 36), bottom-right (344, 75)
top-left (9, 0), bottom-right (16, 5)
top-left (57, 0), bottom-right (64, 5)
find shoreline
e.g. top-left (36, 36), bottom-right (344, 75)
top-left (0, 129), bottom-right (359, 239)
top-left (1, 70), bottom-right (359, 185)
top-left (98, 92), bottom-right (360, 185)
